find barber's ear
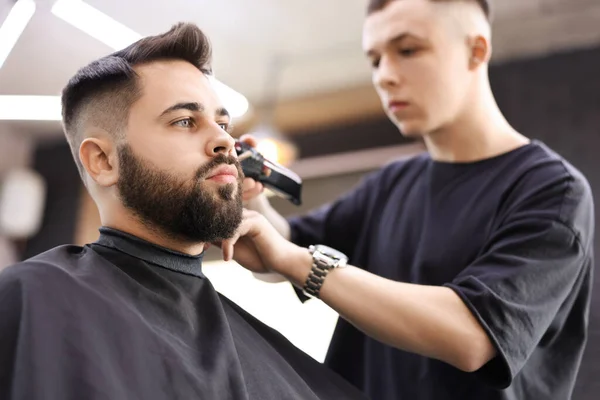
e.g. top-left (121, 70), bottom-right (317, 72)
top-left (468, 35), bottom-right (490, 69)
top-left (79, 136), bottom-right (119, 187)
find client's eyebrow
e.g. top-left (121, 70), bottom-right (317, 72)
top-left (216, 107), bottom-right (230, 119)
top-left (160, 103), bottom-right (230, 120)
top-left (160, 102), bottom-right (204, 117)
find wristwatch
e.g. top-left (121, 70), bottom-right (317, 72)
top-left (302, 245), bottom-right (349, 299)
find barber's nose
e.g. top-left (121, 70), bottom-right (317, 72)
top-left (374, 56), bottom-right (401, 89)
top-left (207, 127), bottom-right (236, 157)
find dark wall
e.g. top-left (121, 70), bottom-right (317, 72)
top-left (290, 116), bottom-right (412, 158)
top-left (24, 141), bottom-right (81, 259)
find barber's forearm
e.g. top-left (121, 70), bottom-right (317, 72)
top-left (247, 195), bottom-right (291, 283)
top-left (278, 248), bottom-right (496, 372)
top-left (245, 195), bottom-right (291, 240)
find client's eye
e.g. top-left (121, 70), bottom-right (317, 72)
top-left (218, 123), bottom-right (228, 131)
top-left (173, 118), bottom-right (194, 128)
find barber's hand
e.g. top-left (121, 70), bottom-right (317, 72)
top-left (239, 134), bottom-right (265, 203)
top-left (217, 209), bottom-right (304, 274)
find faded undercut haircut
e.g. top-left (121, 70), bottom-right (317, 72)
top-left (367, 0), bottom-right (491, 21)
top-left (61, 22), bottom-right (212, 181)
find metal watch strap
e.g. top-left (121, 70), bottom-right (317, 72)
top-left (302, 251), bottom-right (336, 299)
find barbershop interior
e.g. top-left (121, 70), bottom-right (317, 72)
top-left (1, 0), bottom-right (599, 399)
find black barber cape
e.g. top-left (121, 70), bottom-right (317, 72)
top-left (0, 227), bottom-right (367, 400)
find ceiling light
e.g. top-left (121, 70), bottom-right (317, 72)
top-left (51, 0), bottom-right (249, 118)
top-left (0, 96), bottom-right (61, 121)
top-left (51, 0), bottom-right (141, 51)
top-left (0, 0), bottom-right (36, 69)
top-left (0, 88), bottom-right (246, 121)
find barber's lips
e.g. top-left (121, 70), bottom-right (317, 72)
top-left (206, 165), bottom-right (238, 184)
top-left (388, 101), bottom-right (410, 113)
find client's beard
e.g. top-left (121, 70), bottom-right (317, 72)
top-left (116, 144), bottom-right (243, 243)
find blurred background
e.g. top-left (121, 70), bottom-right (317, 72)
top-left (1, 0), bottom-right (599, 398)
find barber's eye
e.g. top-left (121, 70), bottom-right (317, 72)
top-left (371, 58), bottom-right (380, 69)
top-left (173, 118), bottom-right (194, 128)
top-left (399, 48), bottom-right (418, 57)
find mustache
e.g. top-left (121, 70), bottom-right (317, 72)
top-left (195, 154), bottom-right (242, 180)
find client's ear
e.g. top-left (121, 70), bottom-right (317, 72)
top-left (79, 134), bottom-right (119, 187)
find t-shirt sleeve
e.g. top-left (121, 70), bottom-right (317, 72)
top-left (444, 176), bottom-right (594, 389)
top-left (287, 168), bottom-right (383, 256)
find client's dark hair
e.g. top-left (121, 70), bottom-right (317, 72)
top-left (61, 22), bottom-right (212, 181)
top-left (367, 0), bottom-right (491, 21)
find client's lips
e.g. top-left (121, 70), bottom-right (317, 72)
top-left (206, 164), bottom-right (239, 183)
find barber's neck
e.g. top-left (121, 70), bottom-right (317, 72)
top-left (100, 205), bottom-right (207, 256)
top-left (424, 78), bottom-right (529, 163)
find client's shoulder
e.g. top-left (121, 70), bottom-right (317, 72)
top-left (0, 244), bottom-right (91, 291)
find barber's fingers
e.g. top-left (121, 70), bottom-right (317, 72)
top-left (222, 240), bottom-right (234, 262)
top-left (239, 134), bottom-right (259, 148)
top-left (220, 209), bottom-right (256, 261)
top-left (242, 178), bottom-right (264, 202)
top-left (221, 232), bottom-right (239, 262)
top-left (242, 177), bottom-right (258, 191)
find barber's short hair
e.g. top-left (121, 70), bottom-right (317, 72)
top-left (367, 0), bottom-right (491, 21)
top-left (61, 22), bottom-right (212, 180)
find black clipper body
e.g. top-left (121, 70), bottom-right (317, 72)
top-left (234, 141), bottom-right (302, 205)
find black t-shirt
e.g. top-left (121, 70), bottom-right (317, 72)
top-left (289, 141), bottom-right (594, 400)
top-left (0, 228), bottom-right (367, 400)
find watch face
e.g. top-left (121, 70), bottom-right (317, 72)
top-left (311, 244), bottom-right (348, 262)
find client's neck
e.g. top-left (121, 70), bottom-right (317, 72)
top-left (102, 208), bottom-right (206, 256)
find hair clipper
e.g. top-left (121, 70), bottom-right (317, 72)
top-left (235, 141), bottom-right (302, 206)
